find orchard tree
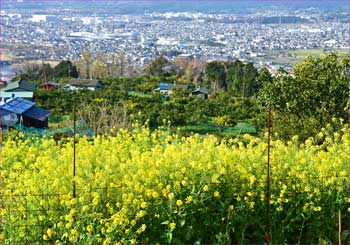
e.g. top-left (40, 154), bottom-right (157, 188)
top-left (257, 66), bottom-right (273, 85)
top-left (226, 60), bottom-right (259, 98)
top-left (205, 61), bottom-right (226, 94)
top-left (53, 60), bottom-right (79, 78)
top-left (144, 56), bottom-right (174, 76)
top-left (259, 53), bottom-right (350, 139)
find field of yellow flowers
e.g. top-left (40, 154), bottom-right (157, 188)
top-left (1, 125), bottom-right (350, 244)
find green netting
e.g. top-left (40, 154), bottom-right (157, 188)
top-left (224, 122), bottom-right (257, 134)
top-left (13, 119), bottom-right (94, 139)
top-left (128, 91), bottom-right (152, 98)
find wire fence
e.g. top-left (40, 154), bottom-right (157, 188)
top-left (1, 176), bottom-right (350, 244)
top-left (1, 186), bottom-right (114, 244)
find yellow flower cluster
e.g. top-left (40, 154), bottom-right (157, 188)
top-left (1, 125), bottom-right (350, 244)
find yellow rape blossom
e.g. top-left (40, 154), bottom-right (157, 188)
top-left (176, 199), bottom-right (183, 206)
top-left (169, 222), bottom-right (176, 231)
top-left (136, 224), bottom-right (147, 234)
top-left (47, 228), bottom-right (53, 238)
top-left (168, 192), bottom-right (175, 200)
top-left (185, 195), bottom-right (193, 204)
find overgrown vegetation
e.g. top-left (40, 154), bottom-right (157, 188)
top-left (10, 52), bottom-right (350, 141)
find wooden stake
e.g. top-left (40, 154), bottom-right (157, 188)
top-left (339, 209), bottom-right (342, 245)
top-left (265, 108), bottom-right (271, 244)
top-left (73, 106), bottom-right (76, 199)
top-left (0, 115), bottom-right (2, 240)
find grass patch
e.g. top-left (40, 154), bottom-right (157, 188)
top-left (179, 121), bottom-right (257, 137)
top-left (265, 48), bottom-right (349, 65)
top-left (224, 122), bottom-right (257, 135)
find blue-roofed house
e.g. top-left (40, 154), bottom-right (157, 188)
top-left (0, 97), bottom-right (35, 114)
top-left (0, 97), bottom-right (51, 128)
top-left (154, 82), bottom-right (189, 95)
top-left (154, 83), bottom-right (170, 94)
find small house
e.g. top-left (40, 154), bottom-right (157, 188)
top-left (22, 106), bottom-right (52, 128)
top-left (191, 87), bottom-right (209, 100)
top-left (64, 79), bottom-right (103, 91)
top-left (154, 83), bottom-right (171, 94)
top-left (0, 80), bottom-right (36, 100)
top-left (177, 54), bottom-right (194, 61)
top-left (41, 82), bottom-right (61, 90)
top-left (0, 97), bottom-right (51, 128)
top-left (154, 82), bottom-right (189, 95)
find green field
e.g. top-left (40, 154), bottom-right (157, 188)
top-left (179, 121), bottom-right (257, 137)
top-left (262, 48), bottom-right (349, 65)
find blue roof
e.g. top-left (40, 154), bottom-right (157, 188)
top-left (0, 97), bottom-right (35, 114)
top-left (159, 83), bottom-right (169, 90)
top-left (23, 106), bottom-right (51, 121)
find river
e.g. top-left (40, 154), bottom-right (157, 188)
top-left (0, 63), bottom-right (16, 82)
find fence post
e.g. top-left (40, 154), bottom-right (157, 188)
top-left (73, 106), bottom-right (76, 199)
top-left (339, 209), bottom-right (342, 245)
top-left (0, 124), bottom-right (2, 243)
top-left (344, 64), bottom-right (350, 243)
top-left (0, 117), bottom-right (3, 240)
top-left (25, 191), bottom-right (28, 244)
top-left (265, 108), bottom-right (271, 244)
top-left (41, 190), bottom-right (44, 243)
top-left (72, 106), bottom-right (77, 245)
top-left (348, 114), bottom-right (350, 243)
top-left (105, 183), bottom-right (108, 204)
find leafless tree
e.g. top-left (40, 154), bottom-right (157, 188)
top-left (76, 101), bottom-right (130, 135)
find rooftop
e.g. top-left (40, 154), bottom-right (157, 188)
top-left (2, 80), bottom-right (36, 92)
top-left (0, 97), bottom-right (51, 122)
top-left (69, 79), bottom-right (101, 87)
top-left (0, 97), bottom-right (35, 114)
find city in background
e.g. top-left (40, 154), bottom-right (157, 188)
top-left (1, 0), bottom-right (350, 81)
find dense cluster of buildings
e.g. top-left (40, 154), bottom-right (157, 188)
top-left (1, 2), bottom-right (349, 74)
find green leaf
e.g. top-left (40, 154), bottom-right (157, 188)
top-left (180, 219), bottom-right (186, 227)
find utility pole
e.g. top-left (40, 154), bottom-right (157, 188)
top-left (42, 60), bottom-right (47, 85)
